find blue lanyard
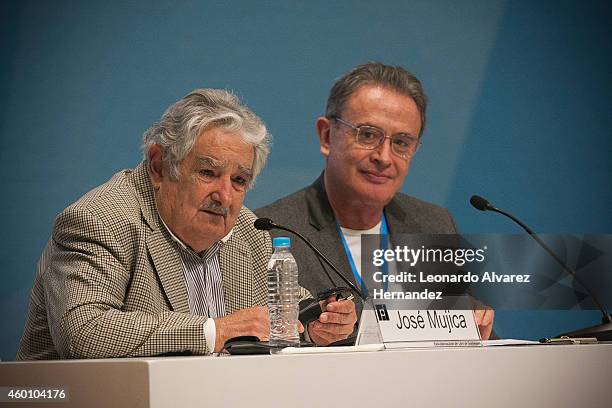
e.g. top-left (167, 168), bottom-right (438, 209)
top-left (337, 213), bottom-right (389, 296)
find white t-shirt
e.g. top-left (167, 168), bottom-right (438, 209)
top-left (339, 221), bottom-right (382, 279)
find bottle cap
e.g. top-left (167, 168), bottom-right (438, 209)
top-left (272, 237), bottom-right (291, 248)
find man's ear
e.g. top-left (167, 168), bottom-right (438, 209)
top-left (147, 145), bottom-right (164, 189)
top-left (316, 117), bottom-right (331, 158)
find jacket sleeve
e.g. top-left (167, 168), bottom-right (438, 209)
top-left (43, 206), bottom-right (210, 359)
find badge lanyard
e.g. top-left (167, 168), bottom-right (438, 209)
top-left (337, 213), bottom-right (389, 296)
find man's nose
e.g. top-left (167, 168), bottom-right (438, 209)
top-left (372, 136), bottom-right (393, 166)
top-left (210, 176), bottom-right (232, 207)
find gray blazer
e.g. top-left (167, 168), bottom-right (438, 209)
top-left (256, 174), bottom-right (458, 318)
top-left (18, 162), bottom-right (273, 360)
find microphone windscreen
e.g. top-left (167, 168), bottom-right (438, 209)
top-left (254, 218), bottom-right (274, 231)
top-left (470, 195), bottom-right (491, 211)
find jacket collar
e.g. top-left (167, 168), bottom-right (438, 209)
top-left (132, 161), bottom-right (163, 232)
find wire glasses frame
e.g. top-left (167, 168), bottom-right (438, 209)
top-left (331, 116), bottom-right (422, 158)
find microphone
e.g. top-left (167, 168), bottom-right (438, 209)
top-left (253, 218), bottom-right (275, 231)
top-left (470, 195), bottom-right (612, 340)
top-left (469, 195), bottom-right (493, 211)
top-left (470, 195), bottom-right (535, 234)
top-left (254, 218), bottom-right (365, 301)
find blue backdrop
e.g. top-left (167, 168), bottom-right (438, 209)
top-left (1, 0), bottom-right (610, 360)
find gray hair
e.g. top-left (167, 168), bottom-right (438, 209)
top-left (325, 62), bottom-right (428, 136)
top-left (142, 88), bottom-right (270, 185)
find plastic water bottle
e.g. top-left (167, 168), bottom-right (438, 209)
top-left (267, 237), bottom-right (300, 349)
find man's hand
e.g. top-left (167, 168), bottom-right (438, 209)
top-left (307, 296), bottom-right (357, 346)
top-left (474, 307), bottom-right (495, 340)
top-left (213, 306), bottom-right (305, 353)
top-left (213, 307), bottom-right (268, 353)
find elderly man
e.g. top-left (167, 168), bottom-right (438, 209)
top-left (18, 89), bottom-right (356, 360)
top-left (256, 62), bottom-right (494, 340)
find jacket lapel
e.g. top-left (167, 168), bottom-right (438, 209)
top-left (219, 235), bottom-right (252, 314)
top-left (147, 230), bottom-right (191, 313)
top-left (132, 162), bottom-right (191, 314)
top-left (305, 175), bottom-right (358, 290)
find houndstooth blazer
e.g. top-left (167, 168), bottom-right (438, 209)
top-left (17, 162), bottom-right (274, 360)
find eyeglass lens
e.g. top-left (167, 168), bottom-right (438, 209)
top-left (356, 126), bottom-right (418, 156)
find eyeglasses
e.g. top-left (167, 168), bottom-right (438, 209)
top-left (331, 116), bottom-right (421, 158)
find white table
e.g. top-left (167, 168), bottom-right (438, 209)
top-left (1, 344), bottom-right (611, 407)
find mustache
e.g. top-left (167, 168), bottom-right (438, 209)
top-left (200, 200), bottom-right (229, 216)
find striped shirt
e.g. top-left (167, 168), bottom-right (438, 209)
top-left (158, 216), bottom-right (230, 318)
top-left (176, 240), bottom-right (226, 318)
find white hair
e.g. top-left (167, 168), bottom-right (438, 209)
top-left (142, 88), bottom-right (270, 185)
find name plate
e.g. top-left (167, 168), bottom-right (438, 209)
top-left (374, 304), bottom-right (481, 347)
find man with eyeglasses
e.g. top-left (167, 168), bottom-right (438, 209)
top-left (257, 62), bottom-right (494, 342)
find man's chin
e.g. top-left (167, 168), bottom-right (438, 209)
top-left (196, 211), bottom-right (228, 232)
top-left (355, 181), bottom-right (397, 202)
top-left (198, 211), bottom-right (237, 234)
